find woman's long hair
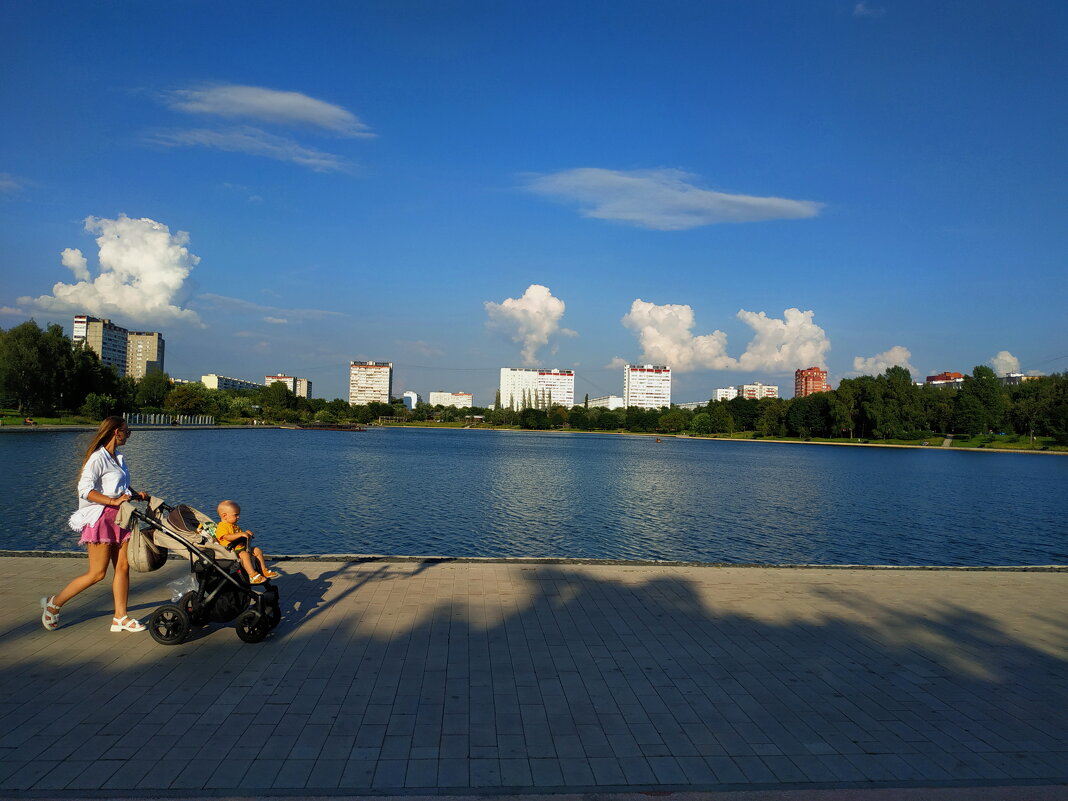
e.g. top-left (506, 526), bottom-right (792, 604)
top-left (79, 416), bottom-right (126, 475)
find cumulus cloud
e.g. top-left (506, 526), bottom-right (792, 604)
top-left (19, 214), bottom-right (202, 326)
top-left (61, 248), bottom-right (90, 281)
top-left (989, 350), bottom-right (1020, 376)
top-left (485, 284), bottom-right (572, 365)
top-left (621, 301), bottom-right (831, 373)
top-left (622, 300), bottom-right (735, 370)
top-left (735, 309), bottom-right (830, 372)
top-left (147, 127), bottom-right (352, 173)
top-left (165, 84), bottom-right (375, 137)
top-left (524, 168), bottom-right (822, 230)
top-left (605, 356), bottom-right (628, 369)
top-left (852, 345), bottom-right (915, 376)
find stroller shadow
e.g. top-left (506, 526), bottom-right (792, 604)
top-left (276, 557), bottom-right (454, 632)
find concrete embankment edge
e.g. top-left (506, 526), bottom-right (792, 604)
top-left (2, 549), bottom-right (1064, 571)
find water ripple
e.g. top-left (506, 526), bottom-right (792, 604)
top-left (2, 428), bottom-right (1065, 565)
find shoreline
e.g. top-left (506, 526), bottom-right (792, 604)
top-left (2, 548), bottom-right (1064, 570)
top-left (2, 422), bottom-right (1063, 455)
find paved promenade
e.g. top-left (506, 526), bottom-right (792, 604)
top-left (1, 556), bottom-right (1066, 798)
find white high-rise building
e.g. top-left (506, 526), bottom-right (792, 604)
top-left (429, 391), bottom-right (473, 408)
top-left (401, 391), bottom-right (421, 410)
top-left (202, 374), bottom-right (263, 391)
top-left (737, 382), bottom-right (778, 399)
top-left (714, 387), bottom-right (738, 402)
top-left (498, 368), bottom-right (575, 410)
top-left (349, 361), bottom-right (393, 405)
top-left (623, 364), bottom-right (671, 409)
top-left (265, 374), bottom-right (312, 398)
top-left (587, 395), bottom-right (625, 410)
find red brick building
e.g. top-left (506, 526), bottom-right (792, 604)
top-left (794, 366), bottom-right (829, 398)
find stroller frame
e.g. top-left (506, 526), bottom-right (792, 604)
top-left (131, 499), bottom-right (281, 644)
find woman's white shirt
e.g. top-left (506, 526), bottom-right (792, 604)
top-left (67, 448), bottom-right (131, 532)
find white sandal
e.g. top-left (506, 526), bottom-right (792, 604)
top-left (40, 596), bottom-right (60, 631)
top-left (110, 616), bottom-right (146, 633)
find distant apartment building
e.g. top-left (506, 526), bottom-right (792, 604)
top-left (429, 391), bottom-right (473, 409)
top-left (349, 361), bottom-right (393, 405)
top-left (623, 364), bottom-right (671, 409)
top-left (737, 382), bottom-right (778, 399)
top-left (794, 366), bottom-right (829, 398)
top-left (401, 391), bottom-right (421, 410)
top-left (126, 331), bottom-right (165, 380)
top-left (587, 395), bottom-right (625, 410)
top-left (499, 367), bottom-right (575, 410)
top-left (74, 315), bottom-right (166, 378)
top-left (201, 374), bottom-right (264, 392)
top-left (713, 387), bottom-right (738, 402)
top-left (999, 373), bottom-right (1040, 387)
top-left (265, 374), bottom-right (312, 398)
top-left (926, 371), bottom-right (965, 386)
top-left (674, 401), bottom-right (707, 411)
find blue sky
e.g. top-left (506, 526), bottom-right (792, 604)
top-left (2, 1), bottom-right (1066, 404)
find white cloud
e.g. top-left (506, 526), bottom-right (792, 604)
top-left (622, 300), bottom-right (735, 370)
top-left (263, 316), bottom-right (288, 325)
top-left (166, 84), bottom-right (375, 137)
top-left (61, 248), bottom-right (90, 281)
top-left (524, 168), bottom-right (822, 230)
top-left (484, 284), bottom-right (571, 365)
top-left (852, 345), bottom-right (915, 376)
top-left (621, 301), bottom-right (831, 373)
top-left (196, 293), bottom-right (345, 320)
top-left (854, 2), bottom-right (886, 17)
top-left (0, 306), bottom-right (23, 315)
top-left (735, 308), bottom-right (830, 372)
top-left (989, 350), bottom-right (1020, 376)
top-left (0, 173), bottom-right (20, 193)
top-left (605, 356), bottom-right (628, 369)
top-left (147, 127), bottom-right (353, 173)
top-left (19, 214), bottom-right (202, 326)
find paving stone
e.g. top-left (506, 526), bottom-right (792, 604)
top-left (3, 558), bottom-right (1067, 797)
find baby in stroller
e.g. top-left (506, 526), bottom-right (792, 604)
top-left (212, 500), bottom-right (280, 584)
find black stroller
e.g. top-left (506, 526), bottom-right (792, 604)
top-left (131, 499), bottom-right (281, 644)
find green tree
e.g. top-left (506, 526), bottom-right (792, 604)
top-left (690, 412), bottom-right (713, 435)
top-left (830, 379), bottom-right (858, 438)
top-left (0, 321), bottom-right (54, 414)
top-left (135, 371), bottom-right (172, 409)
top-left (519, 407), bottom-right (549, 429)
top-left (708, 402), bottom-right (734, 434)
top-left (755, 398), bottom-right (786, 436)
top-left (569, 405), bottom-right (589, 430)
top-left (80, 393), bottom-right (116, 419)
top-left (165, 383), bottom-right (213, 416)
top-left (658, 409), bottom-right (689, 433)
top-left (952, 393), bottom-right (986, 436)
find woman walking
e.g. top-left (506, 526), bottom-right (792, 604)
top-left (40, 416), bottom-right (151, 632)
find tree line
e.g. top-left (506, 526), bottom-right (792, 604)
top-left (2, 320), bottom-right (1065, 442)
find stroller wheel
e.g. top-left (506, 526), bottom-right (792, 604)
top-left (178, 591), bottom-right (206, 626)
top-left (235, 609), bottom-right (269, 643)
top-left (264, 602), bottom-right (282, 631)
top-left (149, 605), bottom-right (191, 645)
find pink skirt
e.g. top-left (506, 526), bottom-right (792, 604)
top-left (79, 506), bottom-right (131, 545)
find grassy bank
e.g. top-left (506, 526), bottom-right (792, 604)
top-left (949, 433), bottom-right (1065, 452)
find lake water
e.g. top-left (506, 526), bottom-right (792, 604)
top-left (2, 427), bottom-right (1066, 565)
